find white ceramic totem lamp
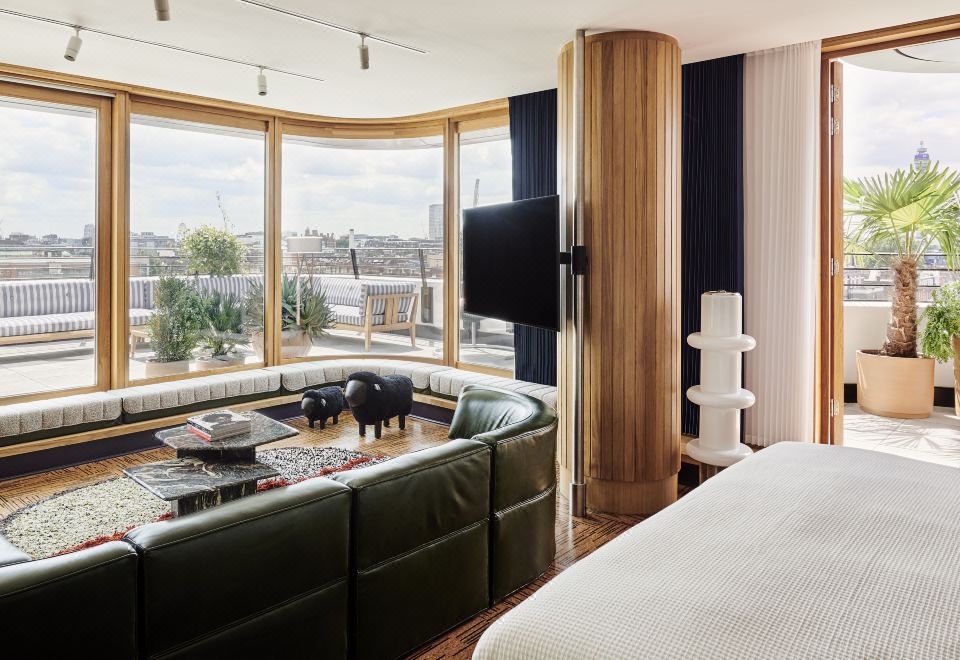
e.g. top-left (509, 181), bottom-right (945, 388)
top-left (686, 291), bottom-right (755, 470)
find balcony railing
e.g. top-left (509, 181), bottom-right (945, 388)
top-left (844, 251), bottom-right (960, 302)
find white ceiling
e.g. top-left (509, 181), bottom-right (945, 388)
top-left (0, 0), bottom-right (957, 118)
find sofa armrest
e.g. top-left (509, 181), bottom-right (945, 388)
top-left (0, 534), bottom-right (30, 568)
top-left (449, 384), bottom-right (558, 442)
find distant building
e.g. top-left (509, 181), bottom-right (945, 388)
top-left (428, 204), bottom-right (444, 241)
top-left (914, 140), bottom-right (930, 172)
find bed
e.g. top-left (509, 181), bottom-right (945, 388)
top-left (473, 443), bottom-right (960, 659)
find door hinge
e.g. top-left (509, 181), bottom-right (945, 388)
top-left (830, 399), bottom-right (841, 417)
top-left (829, 117), bottom-right (840, 136)
top-left (829, 84), bottom-right (840, 103)
top-left (830, 257), bottom-right (841, 277)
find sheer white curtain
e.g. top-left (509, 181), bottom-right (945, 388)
top-left (743, 41), bottom-right (820, 446)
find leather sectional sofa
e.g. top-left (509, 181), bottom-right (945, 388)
top-left (0, 385), bottom-right (558, 660)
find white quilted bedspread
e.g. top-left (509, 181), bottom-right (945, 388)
top-left (474, 443), bottom-right (960, 660)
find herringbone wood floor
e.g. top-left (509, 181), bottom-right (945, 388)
top-left (0, 412), bottom-right (686, 659)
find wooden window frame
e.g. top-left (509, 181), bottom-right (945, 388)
top-left (0, 62), bottom-right (510, 405)
top-left (817, 14), bottom-right (960, 444)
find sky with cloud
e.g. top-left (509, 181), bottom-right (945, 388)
top-left (843, 63), bottom-right (960, 180)
top-left (0, 100), bottom-right (512, 242)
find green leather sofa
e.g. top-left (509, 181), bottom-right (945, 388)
top-left (123, 477), bottom-right (352, 660)
top-left (0, 539), bottom-right (139, 659)
top-left (332, 438), bottom-right (492, 660)
top-left (449, 384), bottom-right (559, 603)
top-left (0, 386), bottom-right (558, 659)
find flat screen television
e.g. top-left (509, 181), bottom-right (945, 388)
top-left (462, 194), bottom-right (560, 331)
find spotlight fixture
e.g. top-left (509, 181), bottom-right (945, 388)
top-left (154, 0), bottom-right (171, 21)
top-left (64, 27), bottom-right (82, 62)
top-left (359, 34), bottom-right (369, 70)
top-left (257, 66), bottom-right (268, 96)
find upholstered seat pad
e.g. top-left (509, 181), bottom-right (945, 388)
top-left (116, 369), bottom-right (281, 417)
top-left (0, 309), bottom-right (153, 338)
top-left (429, 369), bottom-right (557, 408)
top-left (0, 391), bottom-right (122, 441)
top-left (267, 359), bottom-right (452, 393)
top-left (329, 304), bottom-right (409, 327)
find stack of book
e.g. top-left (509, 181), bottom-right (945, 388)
top-left (187, 410), bottom-right (251, 442)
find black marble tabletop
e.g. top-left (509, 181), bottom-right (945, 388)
top-left (157, 412), bottom-right (298, 452)
top-left (123, 457), bottom-right (279, 501)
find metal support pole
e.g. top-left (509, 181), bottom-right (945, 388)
top-left (570, 28), bottom-right (587, 518)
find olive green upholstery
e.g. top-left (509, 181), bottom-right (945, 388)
top-left (0, 540), bottom-right (139, 659)
top-left (448, 385), bottom-right (559, 603)
top-left (123, 477), bottom-right (352, 660)
top-left (332, 439), bottom-right (491, 660)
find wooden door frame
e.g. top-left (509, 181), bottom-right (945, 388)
top-left (817, 14), bottom-right (960, 444)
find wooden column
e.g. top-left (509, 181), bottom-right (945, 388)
top-left (558, 31), bottom-right (681, 514)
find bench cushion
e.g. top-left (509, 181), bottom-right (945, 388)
top-left (266, 359), bottom-right (452, 394)
top-left (0, 309), bottom-right (153, 338)
top-left (0, 391), bottom-right (122, 447)
top-left (430, 369), bottom-right (558, 409)
top-left (116, 369), bottom-right (281, 423)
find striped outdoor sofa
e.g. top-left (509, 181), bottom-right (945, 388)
top-left (321, 278), bottom-right (419, 351)
top-left (0, 279), bottom-right (154, 343)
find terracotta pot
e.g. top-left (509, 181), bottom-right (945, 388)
top-left (250, 331), bottom-right (313, 360)
top-left (953, 335), bottom-right (960, 417)
top-left (144, 359), bottom-right (192, 379)
top-left (194, 355), bottom-right (246, 371)
top-left (856, 349), bottom-right (933, 419)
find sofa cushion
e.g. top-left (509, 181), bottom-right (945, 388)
top-left (429, 368), bottom-right (557, 409)
top-left (0, 278), bottom-right (95, 318)
top-left (0, 541), bottom-right (139, 659)
top-left (0, 391), bottom-right (123, 447)
top-left (116, 369), bottom-right (281, 423)
top-left (0, 308), bottom-right (153, 338)
top-left (329, 304), bottom-right (409, 327)
top-left (267, 359), bottom-right (452, 394)
top-left (124, 477), bottom-right (351, 660)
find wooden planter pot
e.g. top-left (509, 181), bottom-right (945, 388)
top-left (856, 349), bottom-right (934, 419)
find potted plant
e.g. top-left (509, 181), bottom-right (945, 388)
top-left (145, 275), bottom-right (205, 378)
top-left (244, 274), bottom-right (336, 359)
top-left (919, 281), bottom-right (960, 415)
top-left (195, 292), bottom-right (250, 370)
top-left (845, 164), bottom-right (960, 418)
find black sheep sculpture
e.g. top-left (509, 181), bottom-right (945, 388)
top-left (301, 386), bottom-right (346, 429)
top-left (344, 371), bottom-right (413, 439)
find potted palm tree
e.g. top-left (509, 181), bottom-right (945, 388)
top-left (919, 281), bottom-right (960, 416)
top-left (845, 164), bottom-right (960, 418)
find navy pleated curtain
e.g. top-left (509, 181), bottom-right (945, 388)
top-left (509, 89), bottom-right (558, 386)
top-left (681, 55), bottom-right (745, 436)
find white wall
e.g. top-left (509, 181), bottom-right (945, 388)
top-left (843, 301), bottom-right (954, 388)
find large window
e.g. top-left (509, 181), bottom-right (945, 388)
top-left (128, 112), bottom-right (267, 381)
top-left (281, 131), bottom-right (444, 359)
top-left (0, 91), bottom-right (101, 398)
top-left (458, 124), bottom-right (515, 372)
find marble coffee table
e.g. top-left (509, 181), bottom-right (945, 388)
top-left (123, 412), bottom-right (298, 517)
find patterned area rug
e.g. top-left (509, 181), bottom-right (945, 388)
top-left (0, 447), bottom-right (384, 560)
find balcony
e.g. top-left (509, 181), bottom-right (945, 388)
top-left (843, 253), bottom-right (960, 468)
top-left (0, 242), bottom-right (514, 399)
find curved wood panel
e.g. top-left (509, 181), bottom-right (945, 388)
top-left (559, 31), bottom-right (681, 514)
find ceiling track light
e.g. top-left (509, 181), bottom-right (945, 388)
top-left (0, 8), bottom-right (324, 83)
top-left (64, 27), bottom-right (82, 62)
top-left (359, 34), bottom-right (369, 70)
top-left (236, 0), bottom-right (428, 54)
top-left (257, 66), bottom-right (268, 96)
top-left (154, 0), bottom-right (171, 22)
